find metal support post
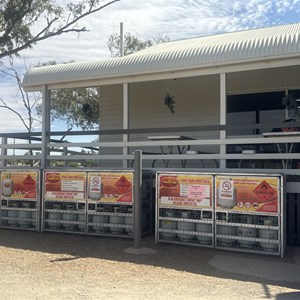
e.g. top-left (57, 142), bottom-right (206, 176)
top-left (1, 137), bottom-right (7, 167)
top-left (220, 73), bottom-right (227, 169)
top-left (134, 150), bottom-right (142, 249)
top-left (41, 85), bottom-right (50, 169)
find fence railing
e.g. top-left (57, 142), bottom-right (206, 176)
top-left (1, 122), bottom-right (300, 176)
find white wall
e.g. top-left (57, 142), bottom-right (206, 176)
top-left (129, 75), bottom-right (220, 134)
top-left (227, 66), bottom-right (300, 94)
top-left (99, 75), bottom-right (220, 168)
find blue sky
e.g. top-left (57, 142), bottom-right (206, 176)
top-left (1, 0), bottom-right (300, 134)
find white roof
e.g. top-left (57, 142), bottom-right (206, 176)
top-left (22, 23), bottom-right (300, 91)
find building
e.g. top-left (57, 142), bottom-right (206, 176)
top-left (3, 22), bottom-right (300, 245)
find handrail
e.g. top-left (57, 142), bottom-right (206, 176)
top-left (2, 135), bottom-right (299, 150)
top-left (1, 124), bottom-right (300, 174)
top-left (0, 120), bottom-right (300, 137)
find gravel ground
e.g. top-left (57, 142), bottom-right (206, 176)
top-left (0, 229), bottom-right (299, 300)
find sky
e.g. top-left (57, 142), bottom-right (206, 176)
top-left (1, 0), bottom-right (300, 134)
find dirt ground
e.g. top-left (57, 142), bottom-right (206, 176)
top-left (0, 229), bottom-right (299, 300)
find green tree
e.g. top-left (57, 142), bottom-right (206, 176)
top-left (0, 0), bottom-right (120, 60)
top-left (0, 0), bottom-right (120, 132)
top-left (48, 86), bottom-right (101, 130)
top-left (3, 31), bottom-right (170, 134)
top-left (39, 33), bottom-right (170, 130)
top-left (4, 59), bottom-right (101, 131)
top-left (107, 32), bottom-right (170, 57)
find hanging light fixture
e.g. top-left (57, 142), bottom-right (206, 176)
top-left (164, 93), bottom-right (175, 114)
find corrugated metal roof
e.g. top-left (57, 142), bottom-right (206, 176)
top-left (22, 23), bottom-right (300, 90)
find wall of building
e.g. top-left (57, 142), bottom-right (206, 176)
top-left (99, 75), bottom-right (220, 168)
top-left (227, 65), bottom-right (300, 94)
top-left (98, 65), bottom-right (300, 168)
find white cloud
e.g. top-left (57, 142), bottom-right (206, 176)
top-left (1, 0), bottom-right (300, 132)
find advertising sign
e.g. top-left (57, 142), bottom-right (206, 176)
top-left (157, 173), bottom-right (213, 208)
top-left (44, 171), bottom-right (86, 201)
top-left (1, 170), bottom-right (39, 200)
top-left (87, 172), bottom-right (133, 203)
top-left (215, 175), bottom-right (280, 213)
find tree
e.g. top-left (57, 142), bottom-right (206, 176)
top-left (0, 59), bottom-right (40, 132)
top-left (34, 60), bottom-right (100, 130)
top-left (0, 0), bottom-right (120, 60)
top-left (46, 86), bottom-right (101, 130)
top-left (107, 32), bottom-right (170, 57)
top-left (39, 33), bottom-right (170, 130)
top-left (2, 31), bottom-right (170, 135)
top-left (1, 59), bottom-right (100, 132)
top-left (0, 60), bottom-right (40, 166)
top-left (0, 0), bottom-right (120, 132)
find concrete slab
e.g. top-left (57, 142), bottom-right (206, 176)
top-left (209, 254), bottom-right (300, 284)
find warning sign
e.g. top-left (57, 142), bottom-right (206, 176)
top-left (222, 181), bottom-right (232, 191)
top-left (92, 177), bottom-right (100, 185)
top-left (1, 171), bottom-right (38, 200)
top-left (88, 172), bottom-right (133, 203)
top-left (89, 175), bottom-right (101, 194)
top-left (215, 175), bottom-right (280, 213)
top-left (253, 180), bottom-right (276, 201)
top-left (115, 175), bottom-right (132, 193)
top-left (23, 174), bottom-right (36, 188)
top-left (218, 179), bottom-right (234, 201)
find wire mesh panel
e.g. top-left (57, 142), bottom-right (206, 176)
top-left (87, 171), bottom-right (133, 238)
top-left (87, 202), bottom-right (133, 238)
top-left (86, 171), bottom-right (153, 238)
top-left (215, 174), bottom-right (284, 257)
top-left (156, 171), bottom-right (284, 257)
top-left (0, 169), bottom-right (40, 231)
top-left (86, 171), bottom-right (137, 238)
top-left (42, 169), bottom-right (153, 238)
top-left (42, 170), bottom-right (87, 234)
top-left (43, 200), bottom-right (86, 233)
top-left (158, 207), bottom-right (214, 246)
top-left (156, 172), bottom-right (214, 247)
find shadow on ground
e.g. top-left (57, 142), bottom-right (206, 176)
top-left (0, 228), bottom-right (299, 291)
top-left (276, 292), bottom-right (300, 299)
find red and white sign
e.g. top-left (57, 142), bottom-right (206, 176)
top-left (88, 172), bottom-right (133, 203)
top-left (1, 170), bottom-right (39, 200)
top-left (253, 180), bottom-right (276, 201)
top-left (219, 179), bottom-right (234, 200)
top-left (89, 175), bottom-right (101, 193)
top-left (215, 175), bottom-right (280, 213)
top-left (115, 175), bottom-right (132, 193)
top-left (158, 173), bottom-right (213, 208)
top-left (44, 171), bottom-right (86, 201)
